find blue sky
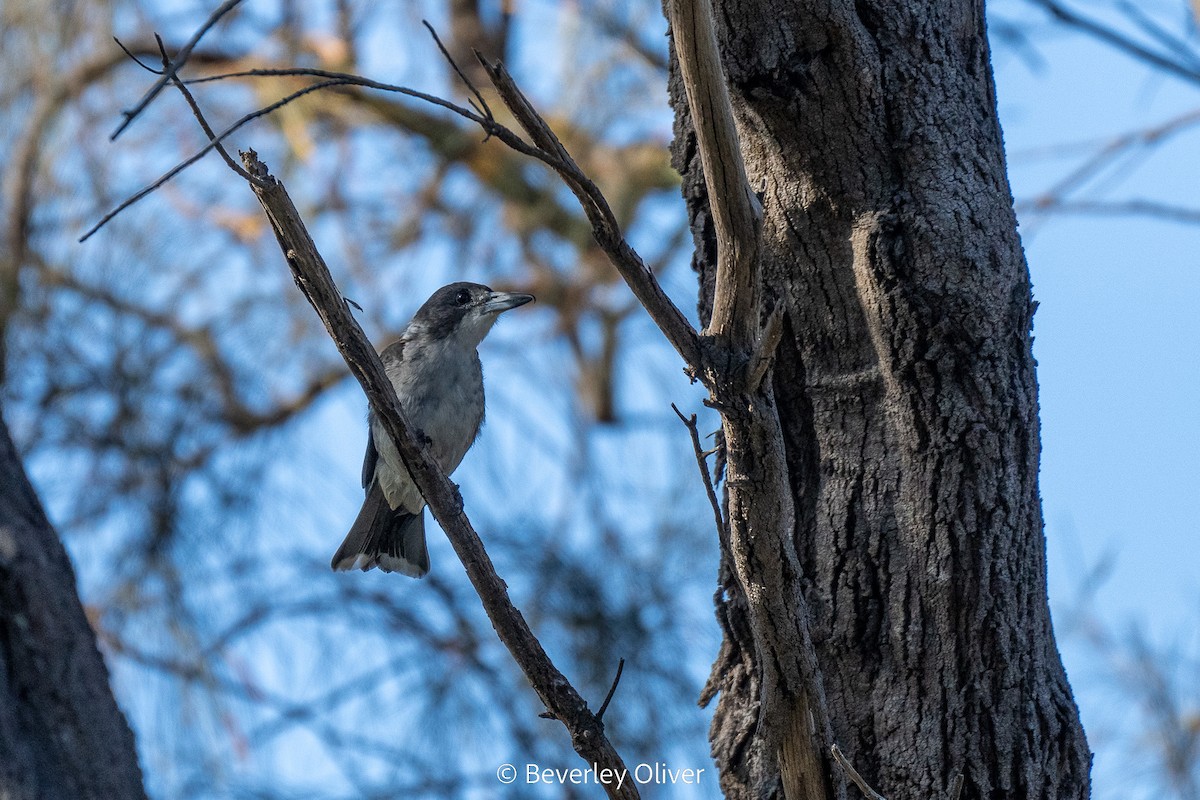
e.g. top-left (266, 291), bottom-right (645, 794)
top-left (993, 8), bottom-right (1200, 793)
top-left (996, 13), bottom-right (1200, 631)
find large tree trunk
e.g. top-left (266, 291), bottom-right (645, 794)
top-left (0, 410), bottom-right (147, 800)
top-left (670, 1), bottom-right (1092, 797)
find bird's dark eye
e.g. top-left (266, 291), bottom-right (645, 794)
top-left (454, 289), bottom-right (471, 306)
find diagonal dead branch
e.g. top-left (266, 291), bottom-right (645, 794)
top-left (237, 149), bottom-right (639, 800)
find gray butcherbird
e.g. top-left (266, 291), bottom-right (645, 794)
top-left (331, 282), bottom-right (534, 576)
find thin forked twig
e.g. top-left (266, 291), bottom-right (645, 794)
top-left (113, 36), bottom-right (163, 74)
top-left (111, 0), bottom-right (246, 140)
top-left (85, 63), bottom-right (569, 242)
top-left (671, 404), bottom-right (725, 547)
top-left (81, 78), bottom-right (358, 242)
top-left (155, 34), bottom-right (265, 186)
top-left (475, 56), bottom-right (703, 371)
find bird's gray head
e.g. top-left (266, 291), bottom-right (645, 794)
top-left (407, 282), bottom-right (534, 348)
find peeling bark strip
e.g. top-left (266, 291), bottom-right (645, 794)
top-left (669, 0), bottom-right (1091, 798)
top-left (664, 1), bottom-right (839, 797)
top-left (664, 0), bottom-right (760, 350)
top-left (238, 151), bottom-right (639, 800)
top-left (0, 414), bottom-right (148, 800)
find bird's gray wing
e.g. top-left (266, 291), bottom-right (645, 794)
top-left (361, 410), bottom-right (378, 490)
top-left (361, 338), bottom-right (405, 490)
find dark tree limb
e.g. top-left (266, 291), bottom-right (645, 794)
top-left (237, 150), bottom-right (639, 800)
top-left (0, 412), bottom-right (148, 800)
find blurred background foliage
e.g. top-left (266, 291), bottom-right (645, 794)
top-left (0, 1), bottom-right (1197, 798)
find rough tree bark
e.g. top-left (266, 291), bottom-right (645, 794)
top-left (0, 411), bottom-right (148, 800)
top-left (670, 1), bottom-right (1093, 798)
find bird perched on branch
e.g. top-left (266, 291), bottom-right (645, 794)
top-left (331, 282), bottom-right (534, 577)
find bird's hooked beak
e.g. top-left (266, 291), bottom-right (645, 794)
top-left (481, 291), bottom-right (535, 315)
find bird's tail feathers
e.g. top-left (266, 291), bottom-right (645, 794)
top-left (331, 484), bottom-right (429, 577)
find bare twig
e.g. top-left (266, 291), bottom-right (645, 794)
top-left (1116, 1), bottom-right (1200, 71)
top-left (664, 0), bottom-right (761, 352)
top-left (595, 658), bottom-right (626, 722)
top-left (83, 64), bottom-right (565, 242)
top-left (81, 78), bottom-right (358, 242)
top-left (1024, 107), bottom-right (1200, 208)
top-left (111, 0), bottom-right (246, 139)
top-left (831, 745), bottom-right (889, 800)
top-left (238, 150), bottom-right (639, 800)
top-left (114, 36), bottom-right (164, 74)
top-left (476, 56), bottom-right (704, 372)
top-left (420, 19), bottom-right (492, 122)
top-left (155, 34), bottom-right (265, 186)
top-left (183, 65), bottom-right (560, 170)
top-left (671, 403), bottom-right (725, 548)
